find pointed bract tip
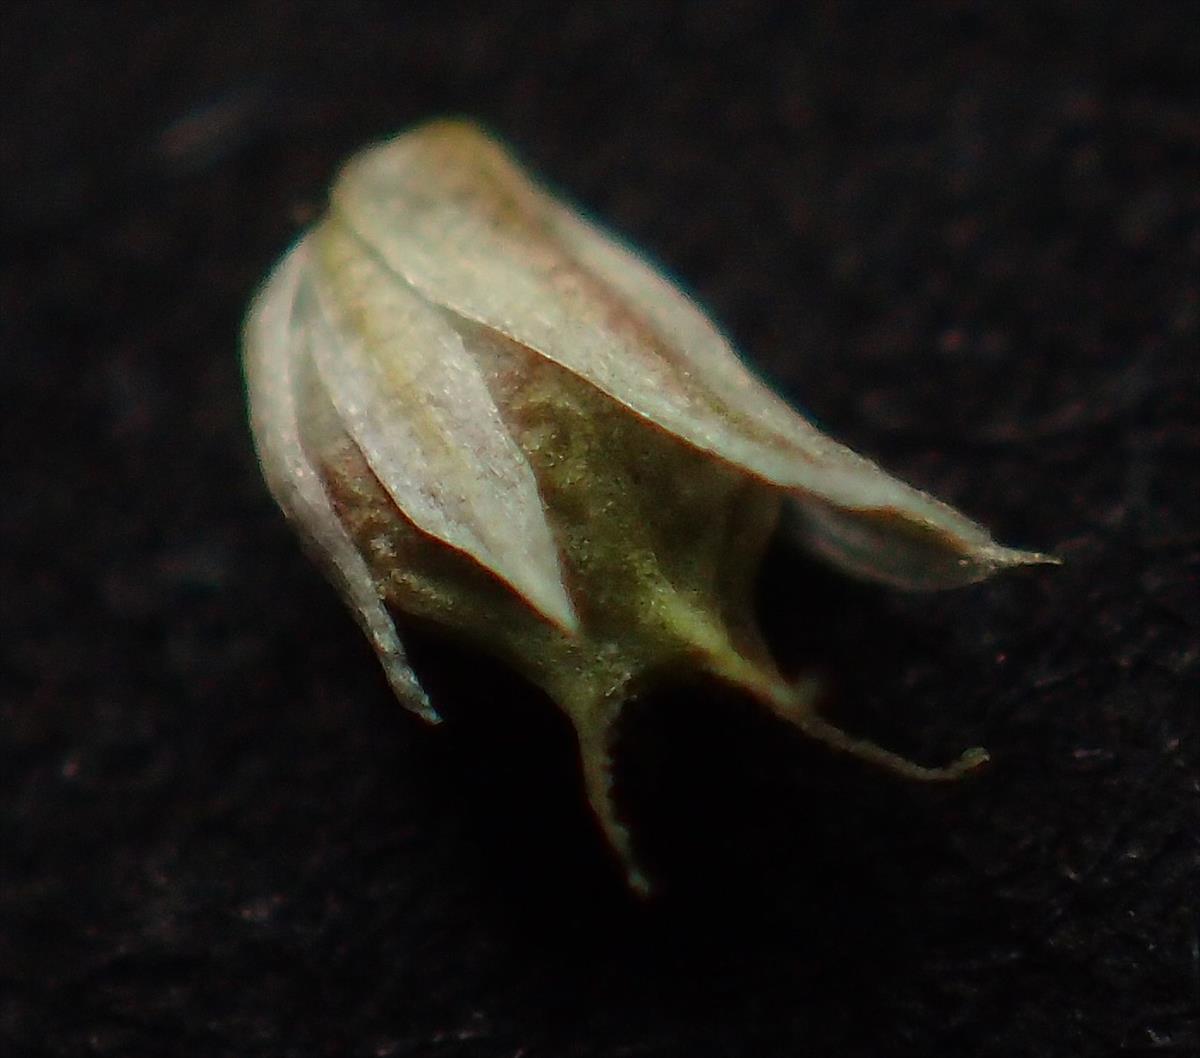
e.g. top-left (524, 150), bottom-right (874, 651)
top-left (989, 545), bottom-right (1063, 571)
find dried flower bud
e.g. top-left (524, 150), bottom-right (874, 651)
top-left (243, 119), bottom-right (1054, 891)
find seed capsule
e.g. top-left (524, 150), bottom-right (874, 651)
top-left (243, 119), bottom-right (1054, 891)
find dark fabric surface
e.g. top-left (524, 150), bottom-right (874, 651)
top-left (3, 3), bottom-right (1197, 1056)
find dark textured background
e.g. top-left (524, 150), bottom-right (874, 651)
top-left (3, 3), bottom-right (1197, 1056)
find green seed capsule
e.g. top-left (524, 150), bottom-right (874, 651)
top-left (243, 119), bottom-right (1055, 892)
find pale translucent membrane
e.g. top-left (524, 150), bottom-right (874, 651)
top-left (331, 120), bottom-right (1051, 590)
top-left (243, 242), bottom-right (437, 720)
top-left (304, 221), bottom-right (577, 632)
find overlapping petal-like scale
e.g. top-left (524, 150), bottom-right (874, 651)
top-left (243, 243), bottom-right (437, 720)
top-left (304, 219), bottom-right (577, 633)
top-left (330, 120), bottom-right (1050, 589)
